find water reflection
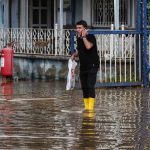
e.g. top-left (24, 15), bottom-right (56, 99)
top-left (0, 80), bottom-right (149, 149)
top-left (94, 88), bottom-right (149, 150)
top-left (138, 88), bottom-right (149, 150)
top-left (1, 81), bottom-right (13, 100)
top-left (78, 111), bottom-right (96, 150)
top-left (0, 96), bottom-right (14, 148)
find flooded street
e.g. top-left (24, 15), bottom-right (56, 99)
top-left (0, 80), bottom-right (150, 150)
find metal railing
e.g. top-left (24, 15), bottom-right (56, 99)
top-left (0, 28), bottom-right (72, 56)
top-left (92, 0), bottom-right (128, 27)
top-left (82, 30), bottom-right (141, 84)
top-left (0, 28), bottom-right (142, 84)
top-left (94, 33), bottom-right (141, 83)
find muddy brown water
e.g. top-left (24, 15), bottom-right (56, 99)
top-left (0, 80), bottom-right (149, 150)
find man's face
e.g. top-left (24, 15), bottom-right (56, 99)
top-left (76, 25), bottom-right (85, 35)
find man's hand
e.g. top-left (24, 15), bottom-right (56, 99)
top-left (70, 51), bottom-right (78, 60)
top-left (81, 31), bottom-right (93, 50)
top-left (81, 29), bottom-right (88, 38)
top-left (71, 54), bottom-right (75, 60)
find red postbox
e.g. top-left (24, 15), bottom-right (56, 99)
top-left (1, 47), bottom-right (14, 77)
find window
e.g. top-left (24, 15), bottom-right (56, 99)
top-left (64, 0), bottom-right (71, 11)
top-left (92, 0), bottom-right (129, 27)
top-left (30, 0), bottom-right (51, 28)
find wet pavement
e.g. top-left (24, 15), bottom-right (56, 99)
top-left (0, 80), bottom-right (150, 150)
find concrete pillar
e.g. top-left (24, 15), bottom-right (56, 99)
top-left (59, 0), bottom-right (63, 30)
top-left (20, 0), bottom-right (28, 28)
top-left (54, 0), bottom-right (57, 25)
top-left (131, 0), bottom-right (135, 27)
top-left (114, 0), bottom-right (119, 30)
top-left (127, 0), bottom-right (131, 27)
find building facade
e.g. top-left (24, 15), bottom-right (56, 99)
top-left (0, 0), bottom-right (137, 29)
top-left (1, 0), bottom-right (149, 86)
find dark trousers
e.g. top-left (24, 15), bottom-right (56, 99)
top-left (80, 67), bottom-right (98, 98)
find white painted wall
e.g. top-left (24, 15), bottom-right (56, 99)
top-left (75, 0), bottom-right (82, 23)
top-left (20, 0), bottom-right (28, 28)
top-left (82, 0), bottom-right (91, 26)
top-left (0, 0), bottom-right (28, 28)
top-left (4, 0), bottom-right (9, 28)
top-left (0, 0), bottom-right (4, 27)
top-left (11, 0), bottom-right (19, 28)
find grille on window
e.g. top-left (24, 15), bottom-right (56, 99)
top-left (93, 0), bottom-right (128, 27)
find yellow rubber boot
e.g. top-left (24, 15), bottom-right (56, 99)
top-left (84, 98), bottom-right (89, 110)
top-left (89, 97), bottom-right (95, 111)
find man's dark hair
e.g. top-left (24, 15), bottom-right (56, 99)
top-left (76, 20), bottom-right (87, 29)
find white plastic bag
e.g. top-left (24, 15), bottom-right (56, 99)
top-left (66, 59), bottom-right (77, 90)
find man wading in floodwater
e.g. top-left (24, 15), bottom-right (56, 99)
top-left (71, 20), bottom-right (99, 112)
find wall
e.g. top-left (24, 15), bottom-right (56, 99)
top-left (0, 56), bottom-right (70, 80)
top-left (0, 0), bottom-right (4, 27)
top-left (0, 56), bottom-right (134, 83)
top-left (13, 57), bottom-right (69, 81)
top-left (20, 0), bottom-right (28, 28)
top-left (0, 0), bottom-right (9, 28)
top-left (0, 0), bottom-right (20, 28)
top-left (11, 0), bottom-right (19, 28)
top-left (82, 0), bottom-right (91, 25)
top-left (75, 0), bottom-right (82, 23)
